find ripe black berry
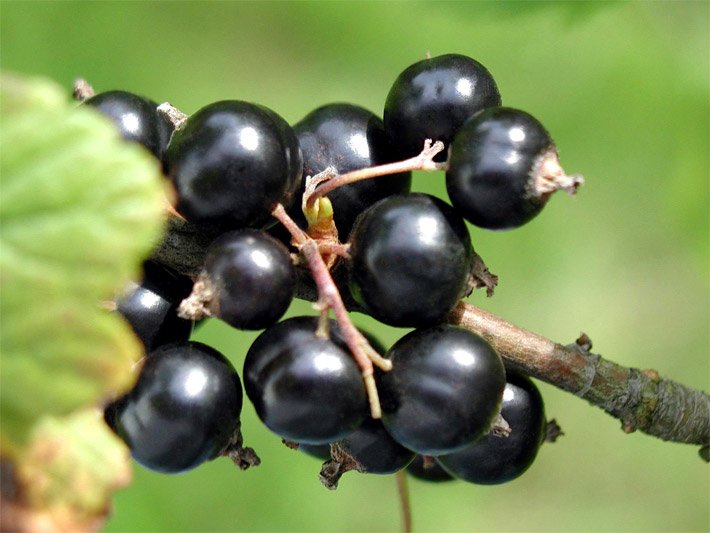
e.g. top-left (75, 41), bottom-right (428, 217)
top-left (292, 103), bottom-right (411, 237)
top-left (116, 261), bottom-right (193, 351)
top-left (202, 229), bottom-right (295, 330)
top-left (165, 100), bottom-right (302, 233)
top-left (297, 442), bottom-right (332, 461)
top-left (295, 330), bottom-right (387, 462)
top-left (336, 417), bottom-right (415, 474)
top-left (446, 106), bottom-right (574, 230)
top-left (243, 316), bottom-right (367, 444)
top-left (384, 53), bottom-right (501, 161)
top-left (436, 371), bottom-right (546, 484)
top-left (406, 455), bottom-right (454, 483)
top-left (84, 90), bottom-right (163, 158)
top-left (320, 417), bottom-right (415, 489)
top-left (377, 325), bottom-right (506, 455)
top-left (348, 193), bottom-right (474, 327)
top-left (106, 341), bottom-right (243, 474)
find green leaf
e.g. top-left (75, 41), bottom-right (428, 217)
top-left (0, 73), bottom-right (166, 454)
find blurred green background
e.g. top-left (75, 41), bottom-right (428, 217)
top-left (2, 1), bottom-right (708, 531)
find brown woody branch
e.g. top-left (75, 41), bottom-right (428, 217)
top-left (448, 301), bottom-right (710, 454)
top-left (152, 217), bottom-right (710, 457)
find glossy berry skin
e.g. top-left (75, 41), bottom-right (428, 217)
top-left (407, 455), bottom-right (454, 483)
top-left (84, 90), bottom-right (163, 158)
top-left (165, 100), bottom-right (302, 233)
top-left (436, 371), bottom-right (546, 485)
top-left (106, 341), bottom-right (243, 474)
top-left (243, 316), bottom-right (367, 444)
top-left (204, 229), bottom-right (295, 330)
top-left (298, 442), bottom-right (332, 461)
top-left (292, 103), bottom-right (411, 238)
top-left (116, 261), bottom-right (193, 351)
top-left (446, 107), bottom-right (555, 230)
top-left (348, 193), bottom-right (474, 327)
top-left (297, 331), bottom-right (386, 460)
top-left (384, 54), bottom-right (500, 161)
top-left (336, 417), bottom-right (415, 475)
top-left (377, 325), bottom-right (506, 456)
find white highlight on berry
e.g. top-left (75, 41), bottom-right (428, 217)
top-left (504, 151), bottom-right (521, 166)
top-left (350, 132), bottom-right (370, 159)
top-left (249, 249), bottom-right (271, 269)
top-left (509, 126), bottom-right (525, 143)
top-left (416, 215), bottom-right (439, 246)
top-left (314, 352), bottom-right (345, 374)
top-left (183, 368), bottom-right (209, 398)
top-left (452, 348), bottom-right (476, 368)
top-left (239, 126), bottom-right (259, 151)
top-left (138, 290), bottom-right (162, 310)
top-left (455, 78), bottom-right (473, 97)
top-left (120, 112), bottom-right (141, 135)
top-left (503, 386), bottom-right (515, 402)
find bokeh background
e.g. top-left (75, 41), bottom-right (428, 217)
top-left (2, 1), bottom-right (708, 531)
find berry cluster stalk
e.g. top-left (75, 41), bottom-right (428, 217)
top-left (271, 204), bottom-right (390, 419)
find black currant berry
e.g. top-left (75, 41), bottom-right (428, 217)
top-left (84, 90), bottom-right (163, 158)
top-left (319, 417), bottom-right (415, 489)
top-left (446, 106), bottom-right (580, 230)
top-left (383, 53), bottom-right (501, 161)
top-left (201, 229), bottom-right (295, 330)
top-left (292, 103), bottom-right (411, 237)
top-left (255, 105), bottom-right (304, 211)
top-left (243, 316), bottom-right (367, 444)
top-left (165, 100), bottom-right (302, 233)
top-left (336, 417), bottom-right (415, 474)
top-left (377, 325), bottom-right (506, 455)
top-left (436, 371), bottom-right (546, 485)
top-left (116, 261), bottom-right (193, 351)
top-left (348, 193), bottom-right (474, 327)
top-left (297, 442), bottom-right (332, 461)
top-left (106, 341), bottom-right (243, 474)
top-left (406, 455), bottom-right (454, 483)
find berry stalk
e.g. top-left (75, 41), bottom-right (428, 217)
top-left (306, 139), bottom-right (446, 207)
top-left (396, 470), bottom-right (412, 533)
top-left (271, 204), bottom-right (390, 419)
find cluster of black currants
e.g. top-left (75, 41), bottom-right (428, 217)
top-left (90, 53), bottom-right (578, 487)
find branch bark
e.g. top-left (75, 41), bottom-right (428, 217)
top-left (448, 302), bottom-right (710, 451)
top-left (151, 217), bottom-right (710, 456)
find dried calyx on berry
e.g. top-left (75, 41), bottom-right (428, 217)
top-left (178, 229), bottom-right (295, 331)
top-left (446, 107), bottom-right (583, 230)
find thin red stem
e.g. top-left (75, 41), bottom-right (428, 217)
top-left (307, 139), bottom-right (446, 205)
top-left (272, 204), bottom-right (390, 419)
